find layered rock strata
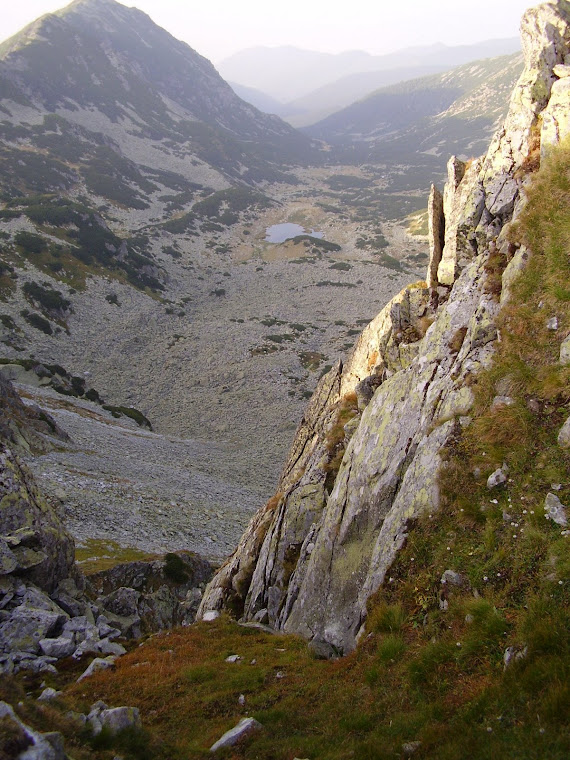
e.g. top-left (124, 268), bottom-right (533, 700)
top-left (198, 2), bottom-right (570, 653)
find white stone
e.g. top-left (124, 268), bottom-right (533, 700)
top-left (545, 493), bottom-right (568, 527)
top-left (202, 610), bottom-right (220, 622)
top-left (210, 717), bottom-right (262, 752)
top-left (558, 416), bottom-right (570, 448)
top-left (487, 467), bottom-right (508, 489)
top-left (76, 656), bottom-right (116, 682)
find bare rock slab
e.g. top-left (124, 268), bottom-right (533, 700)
top-left (210, 717), bottom-right (262, 752)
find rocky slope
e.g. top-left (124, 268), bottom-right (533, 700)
top-left (0, 373), bottom-right (214, 680)
top-left (198, 0), bottom-right (570, 654)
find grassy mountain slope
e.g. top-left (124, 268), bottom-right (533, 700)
top-left (307, 53), bottom-right (524, 165)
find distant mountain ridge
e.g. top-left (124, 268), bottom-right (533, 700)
top-left (305, 52), bottom-right (525, 169)
top-left (218, 38), bottom-right (521, 105)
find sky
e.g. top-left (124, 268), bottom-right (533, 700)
top-left (1, 0), bottom-right (534, 63)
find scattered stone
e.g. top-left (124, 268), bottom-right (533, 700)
top-left (96, 616), bottom-right (121, 640)
top-left (560, 335), bottom-right (570, 365)
top-left (225, 654), bottom-right (241, 663)
top-left (98, 639), bottom-right (126, 656)
top-left (210, 717), bottom-right (263, 752)
top-left (440, 570), bottom-right (463, 586)
top-left (77, 656), bottom-right (116, 682)
top-left (487, 465), bottom-right (508, 489)
top-left (238, 694), bottom-right (245, 706)
top-left (547, 317), bottom-right (558, 331)
top-left (93, 706), bottom-right (142, 736)
top-left (0, 606), bottom-right (68, 654)
top-left (544, 493), bottom-right (568, 527)
top-left (18, 656), bottom-right (58, 675)
top-left (39, 635), bottom-right (76, 659)
top-left (557, 416), bottom-right (570, 449)
top-left (402, 741), bottom-right (422, 757)
top-left (492, 395), bottom-right (515, 409)
top-left (504, 645), bottom-right (528, 669)
top-left (37, 687), bottom-right (62, 702)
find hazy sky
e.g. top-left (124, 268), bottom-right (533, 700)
top-left (1, 0), bottom-right (534, 63)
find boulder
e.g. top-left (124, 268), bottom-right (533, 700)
top-left (88, 705), bottom-right (141, 736)
top-left (39, 635), bottom-right (76, 659)
top-left (544, 493), bottom-right (568, 527)
top-left (0, 606), bottom-right (67, 654)
top-left (557, 415), bottom-right (570, 448)
top-left (76, 656), bottom-right (116, 682)
top-left (210, 717), bottom-right (263, 752)
top-left (487, 466), bottom-right (508, 489)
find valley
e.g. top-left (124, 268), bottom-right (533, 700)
top-left (1, 165), bottom-right (426, 562)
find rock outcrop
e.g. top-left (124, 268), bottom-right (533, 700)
top-left (198, 1), bottom-right (570, 653)
top-left (85, 552), bottom-right (213, 637)
top-left (0, 376), bottom-right (213, 675)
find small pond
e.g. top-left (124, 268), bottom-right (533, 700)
top-left (265, 223), bottom-right (324, 243)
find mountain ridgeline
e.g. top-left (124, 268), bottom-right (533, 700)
top-left (0, 0), bottom-right (315, 200)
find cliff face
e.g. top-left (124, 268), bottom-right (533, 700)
top-left (198, 1), bottom-right (570, 653)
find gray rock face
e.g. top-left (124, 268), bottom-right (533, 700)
top-left (199, 2), bottom-right (570, 653)
top-left (427, 184), bottom-right (445, 288)
top-left (86, 552), bottom-right (213, 636)
top-left (0, 444), bottom-right (75, 593)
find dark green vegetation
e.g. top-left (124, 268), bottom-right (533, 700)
top-left (102, 405), bottom-right (152, 430)
top-left (4, 196), bottom-right (164, 292)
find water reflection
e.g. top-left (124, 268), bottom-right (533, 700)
top-left (265, 223), bottom-right (324, 243)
